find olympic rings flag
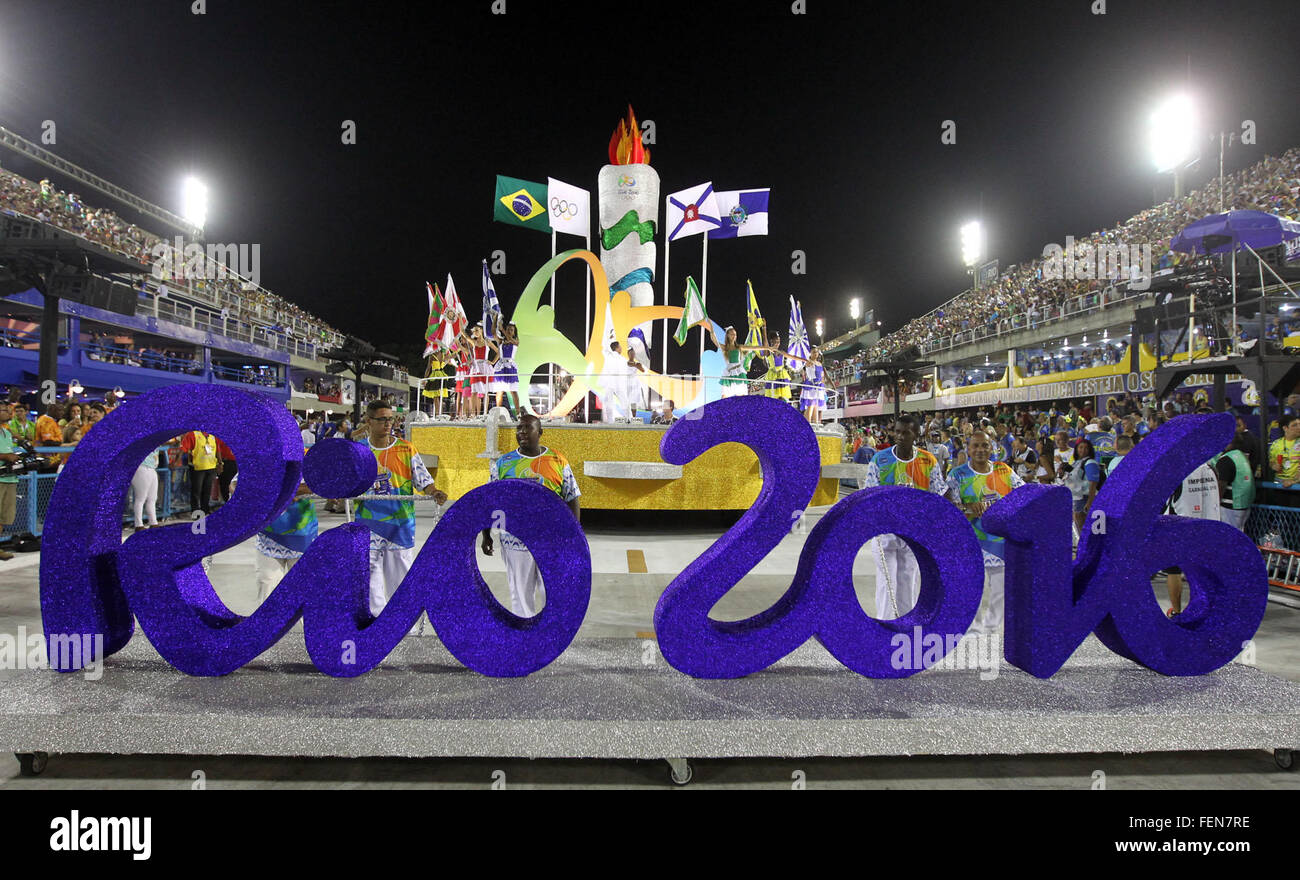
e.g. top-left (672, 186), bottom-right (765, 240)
top-left (547, 177), bottom-right (589, 238)
top-left (39, 389), bottom-right (1265, 680)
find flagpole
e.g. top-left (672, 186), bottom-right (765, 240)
top-left (699, 233), bottom-right (709, 376)
top-left (663, 214), bottom-right (671, 377)
top-left (550, 230), bottom-right (557, 414)
top-left (585, 231), bottom-right (591, 423)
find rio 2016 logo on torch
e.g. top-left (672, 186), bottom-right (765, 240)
top-left (41, 388), bottom-right (1266, 680)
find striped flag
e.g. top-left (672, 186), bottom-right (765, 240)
top-left (787, 296), bottom-right (810, 362)
top-left (440, 273), bottom-right (468, 354)
top-left (709, 189), bottom-right (770, 239)
top-left (674, 276), bottom-right (708, 345)
top-left (423, 282), bottom-right (444, 357)
top-left (482, 260), bottom-right (503, 338)
top-left (743, 280), bottom-right (765, 368)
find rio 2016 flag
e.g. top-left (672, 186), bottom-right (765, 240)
top-left (674, 276), bottom-right (708, 345)
top-left (547, 177), bottom-right (590, 238)
top-left (665, 182), bottom-right (722, 241)
top-left (494, 175), bottom-right (552, 233)
top-left (709, 189), bottom-right (770, 239)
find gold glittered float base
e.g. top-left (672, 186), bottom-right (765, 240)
top-left (410, 421), bottom-right (844, 511)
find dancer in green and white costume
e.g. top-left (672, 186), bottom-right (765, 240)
top-left (708, 325), bottom-right (766, 398)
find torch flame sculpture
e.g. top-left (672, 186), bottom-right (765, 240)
top-left (598, 106), bottom-right (660, 401)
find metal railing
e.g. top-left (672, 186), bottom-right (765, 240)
top-left (82, 340), bottom-right (203, 374)
top-left (917, 285), bottom-right (1150, 355)
top-left (211, 363), bottom-right (280, 386)
top-left (0, 326), bottom-right (57, 350)
top-left (0, 175), bottom-right (348, 352)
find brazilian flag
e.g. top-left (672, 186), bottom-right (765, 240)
top-left (494, 175), bottom-right (552, 233)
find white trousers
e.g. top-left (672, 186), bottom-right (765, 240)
top-left (131, 466), bottom-right (159, 528)
top-left (1220, 507), bottom-right (1248, 531)
top-left (602, 386), bottom-right (633, 420)
top-left (502, 541), bottom-right (545, 617)
top-left (255, 552), bottom-right (295, 603)
top-left (368, 544), bottom-right (416, 617)
top-left (968, 566), bottom-right (1005, 636)
top-left (872, 537), bottom-right (920, 619)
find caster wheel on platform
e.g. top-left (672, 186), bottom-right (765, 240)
top-left (16, 752), bottom-right (48, 777)
top-left (667, 759), bottom-right (693, 786)
top-left (1275, 749), bottom-right (1294, 771)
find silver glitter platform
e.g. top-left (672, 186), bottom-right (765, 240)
top-left (2, 636), bottom-right (1298, 761)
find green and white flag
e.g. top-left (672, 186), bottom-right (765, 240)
top-left (674, 276), bottom-right (708, 345)
top-left (494, 175), bottom-right (552, 233)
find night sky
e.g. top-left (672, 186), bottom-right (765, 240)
top-left (1, 0), bottom-right (1297, 373)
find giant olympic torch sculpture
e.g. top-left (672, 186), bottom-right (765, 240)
top-left (507, 107), bottom-right (722, 418)
top-left (598, 106), bottom-right (658, 376)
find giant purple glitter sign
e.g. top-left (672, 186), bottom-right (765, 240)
top-left (41, 387), bottom-right (1266, 680)
top-left (40, 384), bottom-right (590, 678)
top-left (652, 396), bottom-right (985, 678)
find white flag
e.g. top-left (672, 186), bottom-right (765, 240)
top-left (547, 177), bottom-right (591, 238)
top-left (665, 182), bottom-right (722, 241)
top-left (674, 276), bottom-right (708, 345)
top-left (709, 189), bottom-right (770, 239)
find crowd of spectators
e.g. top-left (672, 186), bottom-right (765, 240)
top-left (840, 391), bottom-right (1247, 480)
top-left (1018, 344), bottom-right (1125, 377)
top-left (0, 163), bottom-right (347, 352)
top-left (867, 148), bottom-right (1300, 361)
top-left (82, 330), bottom-right (202, 374)
top-left (0, 168), bottom-right (154, 261)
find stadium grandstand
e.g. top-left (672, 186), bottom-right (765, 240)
top-left (862, 146), bottom-right (1300, 364)
top-left (0, 162), bottom-right (349, 355)
top-left (0, 144), bottom-right (414, 413)
top-left (827, 146), bottom-right (1300, 601)
top-left (826, 147), bottom-right (1300, 402)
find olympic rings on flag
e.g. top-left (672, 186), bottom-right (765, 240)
top-left (550, 197), bottom-right (580, 219)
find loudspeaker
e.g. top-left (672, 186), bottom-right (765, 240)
top-left (1133, 306), bottom-right (1157, 336)
top-left (47, 270), bottom-right (136, 315)
top-left (1156, 297), bottom-right (1191, 320)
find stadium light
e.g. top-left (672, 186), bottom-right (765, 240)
top-left (849, 298), bottom-right (861, 328)
top-left (815, 318), bottom-right (824, 340)
top-left (1149, 94), bottom-right (1197, 174)
top-left (960, 221), bottom-right (984, 268)
top-left (181, 176), bottom-right (209, 231)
